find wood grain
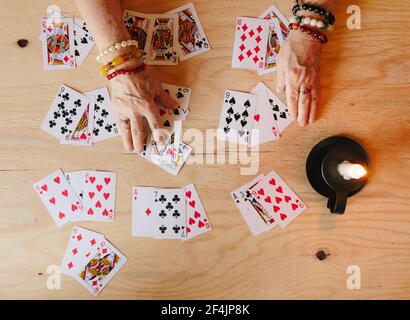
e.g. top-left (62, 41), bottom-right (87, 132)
top-left (0, 0), bottom-right (410, 299)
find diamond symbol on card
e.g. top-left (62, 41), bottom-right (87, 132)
top-left (253, 55), bottom-right (260, 63)
top-left (254, 45), bottom-right (260, 53)
top-left (238, 54), bottom-right (244, 62)
top-left (68, 262), bottom-right (73, 269)
top-left (72, 248), bottom-right (78, 255)
top-left (92, 280), bottom-right (98, 286)
top-left (76, 234), bottom-right (83, 242)
top-left (257, 25), bottom-right (263, 33)
top-left (145, 208), bottom-right (151, 216)
top-left (102, 248), bottom-right (107, 254)
top-left (255, 35), bottom-right (262, 43)
top-left (63, 56), bottom-right (69, 63)
top-left (240, 34), bottom-right (246, 42)
top-left (246, 49), bottom-right (252, 57)
top-left (241, 24), bottom-right (248, 32)
top-left (239, 44), bottom-right (245, 51)
top-left (248, 30), bottom-right (255, 38)
top-left (90, 239), bottom-right (96, 246)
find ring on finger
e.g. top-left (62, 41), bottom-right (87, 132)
top-left (299, 88), bottom-right (311, 95)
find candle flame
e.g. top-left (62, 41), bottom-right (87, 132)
top-left (349, 164), bottom-right (367, 179)
top-left (338, 161), bottom-right (367, 180)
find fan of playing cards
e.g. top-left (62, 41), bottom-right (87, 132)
top-left (217, 82), bottom-right (292, 146)
top-left (40, 11), bottom-right (95, 70)
top-left (33, 169), bottom-right (117, 226)
top-left (132, 184), bottom-right (212, 240)
top-left (61, 226), bottom-right (127, 296)
top-left (231, 5), bottom-right (289, 75)
top-left (123, 2), bottom-right (210, 64)
top-left (232, 170), bottom-right (307, 236)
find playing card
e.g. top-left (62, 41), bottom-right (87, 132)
top-left (257, 18), bottom-right (284, 75)
top-left (252, 82), bottom-right (292, 134)
top-left (145, 14), bottom-right (179, 65)
top-left (86, 87), bottom-right (119, 142)
top-left (60, 96), bottom-right (95, 146)
top-left (153, 188), bottom-right (186, 239)
top-left (259, 4), bottom-right (289, 40)
top-left (250, 170), bottom-right (306, 228)
top-left (82, 171), bottom-right (117, 222)
top-left (167, 2), bottom-right (210, 61)
top-left (65, 170), bottom-right (85, 199)
top-left (60, 226), bottom-right (104, 277)
top-left (161, 83), bottom-right (191, 120)
top-left (131, 187), bottom-right (155, 237)
top-left (33, 169), bottom-right (83, 226)
top-left (123, 10), bottom-right (152, 58)
top-left (40, 17), bottom-right (76, 70)
top-left (150, 120), bottom-right (182, 165)
top-left (73, 22), bottom-right (95, 66)
top-left (250, 83), bottom-right (279, 146)
top-left (231, 174), bottom-right (276, 236)
top-left (152, 142), bottom-right (192, 176)
top-left (183, 184), bottom-right (212, 240)
top-left (74, 239), bottom-right (127, 295)
top-left (74, 18), bottom-right (90, 34)
top-left (217, 90), bottom-right (258, 145)
top-left (231, 17), bottom-right (270, 71)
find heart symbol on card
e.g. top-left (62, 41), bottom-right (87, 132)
top-left (291, 203), bottom-right (299, 210)
top-left (103, 193), bottom-right (110, 200)
top-left (104, 177), bottom-right (111, 185)
top-left (276, 186), bottom-right (283, 193)
top-left (96, 185), bottom-right (103, 192)
top-left (71, 204), bottom-right (78, 211)
top-left (280, 213), bottom-right (287, 220)
top-left (58, 212), bottom-right (65, 219)
top-left (265, 196), bottom-right (272, 204)
top-left (275, 196), bottom-right (282, 204)
top-left (194, 211), bottom-right (201, 218)
top-left (80, 133), bottom-right (86, 140)
top-left (257, 189), bottom-right (264, 196)
top-left (189, 200), bottom-right (195, 208)
top-left (53, 177), bottom-right (60, 184)
top-left (253, 114), bottom-right (260, 122)
top-left (61, 190), bottom-right (68, 197)
top-left (88, 192), bottom-right (95, 199)
top-left (41, 184), bottom-right (48, 192)
top-left (145, 208), bottom-right (151, 216)
top-left (95, 200), bottom-right (102, 208)
top-left (49, 197), bottom-right (56, 205)
top-left (198, 220), bottom-right (204, 228)
top-left (186, 191), bottom-right (192, 198)
top-left (89, 176), bottom-right (96, 184)
top-left (87, 208), bottom-right (94, 215)
top-left (285, 195), bottom-right (291, 203)
top-left (268, 178), bottom-right (276, 186)
top-left (186, 227), bottom-right (191, 234)
top-left (189, 217), bottom-right (195, 225)
top-left (102, 209), bottom-right (109, 216)
top-left (273, 205), bottom-right (280, 213)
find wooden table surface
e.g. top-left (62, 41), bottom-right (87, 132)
top-left (1, 0), bottom-right (410, 300)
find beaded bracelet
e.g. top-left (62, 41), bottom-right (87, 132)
top-left (289, 23), bottom-right (328, 44)
top-left (292, 2), bottom-right (335, 25)
top-left (100, 49), bottom-right (144, 77)
top-left (96, 39), bottom-right (139, 63)
top-left (289, 16), bottom-right (333, 31)
top-left (107, 64), bottom-right (146, 80)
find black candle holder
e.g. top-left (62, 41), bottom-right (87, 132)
top-left (306, 136), bottom-right (369, 214)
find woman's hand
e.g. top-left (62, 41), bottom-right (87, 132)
top-left (276, 30), bottom-right (321, 126)
top-left (110, 66), bottom-right (178, 153)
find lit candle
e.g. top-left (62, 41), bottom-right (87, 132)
top-left (337, 161), bottom-right (367, 180)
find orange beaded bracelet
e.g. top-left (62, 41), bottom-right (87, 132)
top-left (99, 49), bottom-right (144, 77)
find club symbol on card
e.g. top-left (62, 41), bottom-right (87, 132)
top-left (165, 202), bottom-right (173, 211)
top-left (172, 225), bottom-right (181, 234)
top-left (159, 225), bottom-right (167, 234)
top-left (172, 195), bottom-right (180, 203)
top-left (158, 195), bottom-right (166, 203)
top-left (159, 210), bottom-right (167, 218)
top-left (172, 210), bottom-right (180, 218)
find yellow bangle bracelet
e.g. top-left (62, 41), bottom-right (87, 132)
top-left (99, 49), bottom-right (144, 77)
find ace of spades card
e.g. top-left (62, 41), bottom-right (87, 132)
top-left (41, 85), bottom-right (89, 141)
top-left (250, 170), bottom-right (306, 228)
top-left (153, 188), bottom-right (186, 239)
top-left (231, 17), bottom-right (270, 72)
top-left (167, 2), bottom-right (210, 61)
top-left (217, 90), bottom-right (258, 145)
top-left (145, 14), bottom-right (178, 65)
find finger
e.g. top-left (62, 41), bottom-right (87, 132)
top-left (276, 70), bottom-right (286, 93)
top-left (129, 114), bottom-right (145, 153)
top-left (157, 87), bottom-right (179, 109)
top-left (309, 81), bottom-right (320, 124)
top-left (117, 118), bottom-right (133, 152)
top-left (143, 100), bottom-right (167, 143)
top-left (297, 88), bottom-right (311, 127)
top-left (285, 78), bottom-right (299, 121)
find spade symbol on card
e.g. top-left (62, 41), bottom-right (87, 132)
top-left (224, 126), bottom-right (230, 134)
top-left (163, 120), bottom-right (171, 127)
top-left (242, 110), bottom-right (249, 118)
top-left (173, 108), bottom-right (180, 115)
top-left (234, 113), bottom-right (241, 121)
top-left (244, 100), bottom-right (251, 108)
top-left (228, 97), bottom-right (236, 105)
top-left (227, 107), bottom-right (234, 115)
top-left (81, 37), bottom-right (88, 44)
top-left (240, 119), bottom-right (247, 127)
top-left (280, 112), bottom-right (287, 119)
top-left (176, 91), bottom-right (184, 99)
top-left (75, 50), bottom-right (80, 57)
top-left (226, 117), bottom-right (232, 124)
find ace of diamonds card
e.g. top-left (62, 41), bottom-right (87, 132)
top-left (232, 17), bottom-right (270, 72)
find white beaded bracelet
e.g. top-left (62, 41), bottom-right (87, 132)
top-left (96, 39), bottom-right (139, 63)
top-left (289, 16), bottom-right (333, 31)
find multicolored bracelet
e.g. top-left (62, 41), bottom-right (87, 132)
top-left (289, 16), bottom-right (333, 31)
top-left (106, 64), bottom-right (146, 80)
top-left (292, 2), bottom-right (335, 25)
top-left (96, 39), bottom-right (139, 63)
top-left (289, 23), bottom-right (328, 44)
top-left (100, 49), bottom-right (144, 77)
